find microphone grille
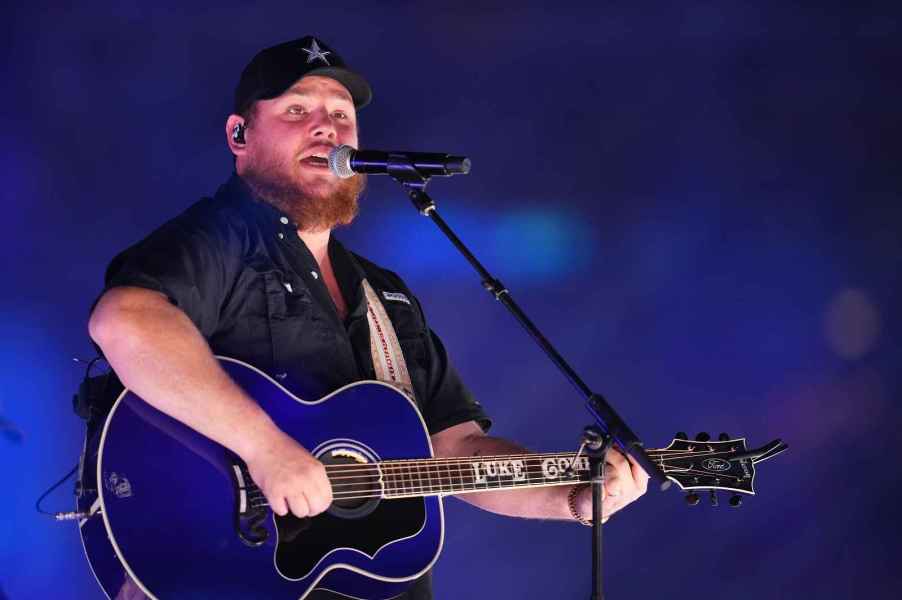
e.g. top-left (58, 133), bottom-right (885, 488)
top-left (328, 145), bottom-right (356, 179)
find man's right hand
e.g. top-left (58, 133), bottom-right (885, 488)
top-left (90, 287), bottom-right (336, 521)
top-left (242, 429), bottom-right (334, 518)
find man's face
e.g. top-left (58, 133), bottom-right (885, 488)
top-left (237, 75), bottom-right (364, 231)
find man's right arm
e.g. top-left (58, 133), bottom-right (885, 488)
top-left (88, 286), bottom-right (332, 518)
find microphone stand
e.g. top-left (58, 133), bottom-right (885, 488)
top-left (381, 158), bottom-right (670, 600)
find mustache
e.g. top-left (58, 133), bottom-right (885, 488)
top-left (297, 142), bottom-right (338, 162)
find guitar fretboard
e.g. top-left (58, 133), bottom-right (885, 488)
top-left (375, 453), bottom-right (592, 498)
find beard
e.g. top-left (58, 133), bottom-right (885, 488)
top-left (241, 148), bottom-right (366, 233)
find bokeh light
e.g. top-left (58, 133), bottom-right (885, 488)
top-left (824, 288), bottom-right (881, 360)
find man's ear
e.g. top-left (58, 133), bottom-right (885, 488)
top-left (225, 114), bottom-right (248, 156)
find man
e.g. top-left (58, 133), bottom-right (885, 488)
top-left (88, 36), bottom-right (648, 599)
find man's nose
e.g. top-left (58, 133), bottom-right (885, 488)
top-left (309, 107), bottom-right (337, 139)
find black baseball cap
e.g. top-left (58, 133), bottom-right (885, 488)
top-left (233, 36), bottom-right (372, 115)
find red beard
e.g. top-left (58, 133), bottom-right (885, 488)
top-left (242, 155), bottom-right (366, 232)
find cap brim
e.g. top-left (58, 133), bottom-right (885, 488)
top-left (306, 66), bottom-right (372, 109)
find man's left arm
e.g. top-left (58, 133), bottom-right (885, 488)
top-left (431, 421), bottom-right (649, 523)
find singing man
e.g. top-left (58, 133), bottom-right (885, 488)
top-left (89, 36), bottom-right (649, 599)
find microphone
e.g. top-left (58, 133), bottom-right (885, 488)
top-left (328, 145), bottom-right (471, 179)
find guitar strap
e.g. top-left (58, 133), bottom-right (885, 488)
top-left (361, 279), bottom-right (416, 401)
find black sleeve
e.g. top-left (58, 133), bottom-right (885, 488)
top-left (101, 203), bottom-right (238, 338)
top-left (420, 327), bottom-right (493, 436)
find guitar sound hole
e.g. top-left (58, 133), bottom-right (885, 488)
top-left (321, 451), bottom-right (381, 519)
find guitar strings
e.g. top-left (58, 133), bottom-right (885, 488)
top-left (239, 448), bottom-right (747, 507)
top-left (324, 465), bottom-right (743, 488)
top-left (318, 447), bottom-right (740, 473)
top-left (321, 455), bottom-right (734, 482)
top-left (322, 459), bottom-right (709, 480)
top-left (242, 458), bottom-right (728, 488)
top-left (241, 453), bottom-right (742, 494)
top-left (242, 467), bottom-right (741, 502)
top-left (315, 448), bottom-right (743, 480)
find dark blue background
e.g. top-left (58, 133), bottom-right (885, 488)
top-left (3, 1), bottom-right (900, 598)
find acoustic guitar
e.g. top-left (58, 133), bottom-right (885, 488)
top-left (77, 357), bottom-right (786, 599)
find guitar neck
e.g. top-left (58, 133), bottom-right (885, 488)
top-left (326, 445), bottom-right (682, 502)
top-left (373, 452), bottom-right (598, 499)
top-left (321, 437), bottom-right (772, 503)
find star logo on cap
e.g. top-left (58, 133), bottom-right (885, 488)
top-left (301, 39), bottom-right (331, 65)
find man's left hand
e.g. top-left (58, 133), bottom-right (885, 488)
top-left (575, 449), bottom-right (649, 522)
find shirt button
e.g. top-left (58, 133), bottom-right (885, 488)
top-left (277, 232), bottom-right (284, 240)
top-left (279, 217), bottom-right (289, 225)
top-left (311, 271), bottom-right (319, 279)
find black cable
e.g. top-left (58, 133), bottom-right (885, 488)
top-left (37, 356), bottom-right (111, 521)
top-left (35, 463), bottom-right (79, 518)
top-left (75, 355), bottom-right (107, 380)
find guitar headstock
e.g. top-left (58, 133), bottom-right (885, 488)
top-left (652, 432), bottom-right (788, 507)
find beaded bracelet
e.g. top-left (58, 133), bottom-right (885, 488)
top-left (568, 483), bottom-right (610, 526)
top-left (568, 484), bottom-right (593, 526)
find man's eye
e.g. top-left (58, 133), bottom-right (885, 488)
top-left (332, 111), bottom-right (347, 120)
top-left (287, 106), bottom-right (307, 115)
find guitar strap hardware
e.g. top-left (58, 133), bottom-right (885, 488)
top-left (362, 279), bottom-right (415, 401)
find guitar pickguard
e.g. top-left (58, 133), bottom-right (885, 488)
top-left (274, 497), bottom-right (426, 580)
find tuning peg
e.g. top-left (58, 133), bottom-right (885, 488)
top-left (696, 432), bottom-right (710, 442)
top-left (709, 490), bottom-right (719, 507)
top-left (718, 432), bottom-right (730, 441)
top-left (729, 495), bottom-right (742, 507)
top-left (685, 493), bottom-right (700, 506)
top-left (675, 431), bottom-right (688, 440)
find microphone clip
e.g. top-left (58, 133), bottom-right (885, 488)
top-left (380, 154), bottom-right (436, 215)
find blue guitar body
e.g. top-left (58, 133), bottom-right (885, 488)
top-left (78, 357), bottom-right (444, 599)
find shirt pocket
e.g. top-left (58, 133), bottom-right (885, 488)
top-left (242, 259), bottom-right (307, 317)
top-left (248, 262), bottom-right (320, 371)
top-left (262, 270), bottom-right (312, 322)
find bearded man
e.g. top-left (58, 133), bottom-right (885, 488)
top-left (88, 36), bottom-right (648, 599)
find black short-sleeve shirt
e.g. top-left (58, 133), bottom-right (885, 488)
top-left (101, 173), bottom-right (491, 599)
